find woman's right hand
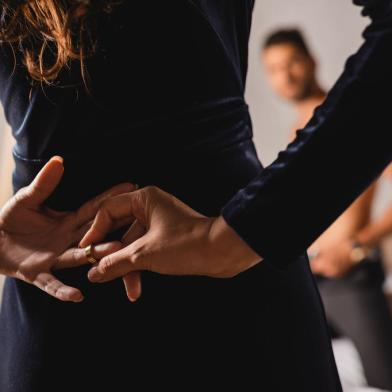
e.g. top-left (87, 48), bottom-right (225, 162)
top-left (0, 156), bottom-right (136, 302)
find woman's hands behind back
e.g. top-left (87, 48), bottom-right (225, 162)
top-left (0, 156), bottom-right (137, 302)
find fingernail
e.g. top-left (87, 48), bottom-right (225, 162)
top-left (53, 155), bottom-right (64, 164)
top-left (88, 268), bottom-right (103, 282)
top-left (73, 297), bottom-right (84, 303)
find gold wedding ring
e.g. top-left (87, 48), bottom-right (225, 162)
top-left (83, 184), bottom-right (139, 265)
top-left (84, 244), bottom-right (98, 264)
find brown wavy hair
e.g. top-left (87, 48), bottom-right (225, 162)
top-left (0, 0), bottom-right (122, 85)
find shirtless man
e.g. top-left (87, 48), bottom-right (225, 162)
top-left (262, 28), bottom-right (392, 390)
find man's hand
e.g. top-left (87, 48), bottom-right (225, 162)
top-left (79, 186), bottom-right (263, 302)
top-left (310, 238), bottom-right (356, 278)
top-left (0, 156), bottom-right (137, 302)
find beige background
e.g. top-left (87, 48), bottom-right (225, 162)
top-left (0, 0), bottom-right (391, 298)
top-left (0, 123), bottom-right (13, 298)
top-left (0, 124), bottom-right (13, 203)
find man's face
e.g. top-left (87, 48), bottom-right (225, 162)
top-left (262, 43), bottom-right (315, 101)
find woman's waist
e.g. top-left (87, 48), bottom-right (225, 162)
top-left (12, 96), bottom-right (262, 210)
top-left (12, 137), bottom-right (263, 214)
top-left (14, 96), bottom-right (252, 161)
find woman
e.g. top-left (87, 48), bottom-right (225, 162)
top-left (0, 1), bottom-right (391, 391)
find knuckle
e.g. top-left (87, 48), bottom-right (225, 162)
top-left (44, 279), bottom-right (59, 295)
top-left (17, 263), bottom-right (36, 282)
top-left (144, 185), bottom-right (160, 197)
top-left (100, 198), bottom-right (113, 211)
top-left (130, 250), bottom-right (142, 265)
top-left (130, 249), bottom-right (150, 270)
top-left (14, 187), bottom-right (29, 203)
top-left (144, 185), bottom-right (155, 193)
top-left (72, 248), bottom-right (79, 264)
top-left (100, 256), bottom-right (114, 274)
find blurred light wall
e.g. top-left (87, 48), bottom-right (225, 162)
top-left (0, 108), bottom-right (13, 300)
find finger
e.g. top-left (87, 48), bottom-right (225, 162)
top-left (122, 272), bottom-right (142, 302)
top-left (21, 156), bottom-right (64, 206)
top-left (33, 272), bottom-right (83, 302)
top-left (113, 216), bottom-right (138, 232)
top-left (71, 220), bottom-right (95, 246)
top-left (79, 191), bottom-right (145, 248)
top-left (71, 216), bottom-right (136, 247)
top-left (122, 220), bottom-right (146, 245)
top-left (87, 238), bottom-right (148, 283)
top-left (54, 241), bottom-right (124, 270)
top-left (74, 183), bottom-right (138, 227)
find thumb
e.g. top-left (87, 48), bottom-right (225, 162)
top-left (23, 156), bottom-right (64, 206)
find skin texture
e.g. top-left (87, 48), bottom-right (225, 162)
top-left (0, 156), bottom-right (138, 302)
top-left (262, 42), bottom-right (392, 278)
top-left (79, 186), bottom-right (263, 302)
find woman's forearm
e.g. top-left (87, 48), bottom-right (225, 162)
top-left (209, 216), bottom-right (263, 268)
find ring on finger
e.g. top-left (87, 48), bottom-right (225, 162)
top-left (84, 244), bottom-right (98, 264)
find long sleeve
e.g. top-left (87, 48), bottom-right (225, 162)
top-left (221, 0), bottom-right (392, 268)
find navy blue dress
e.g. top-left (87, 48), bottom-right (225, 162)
top-left (0, 1), bottom-right (390, 391)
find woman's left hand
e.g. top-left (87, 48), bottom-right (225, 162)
top-left (79, 186), bottom-right (263, 302)
top-left (0, 156), bottom-right (137, 302)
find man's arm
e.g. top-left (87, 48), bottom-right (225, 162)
top-left (356, 169), bottom-right (392, 246)
top-left (221, 0), bottom-right (392, 268)
top-left (357, 204), bottom-right (392, 246)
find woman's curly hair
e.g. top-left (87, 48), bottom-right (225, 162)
top-left (0, 0), bottom-right (122, 84)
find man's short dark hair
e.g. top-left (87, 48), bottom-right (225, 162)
top-left (262, 28), bottom-right (311, 57)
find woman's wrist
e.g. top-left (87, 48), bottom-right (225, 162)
top-left (208, 215), bottom-right (263, 268)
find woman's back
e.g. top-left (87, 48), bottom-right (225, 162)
top-left (0, 2), bottom-right (342, 391)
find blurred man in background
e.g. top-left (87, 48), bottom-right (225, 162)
top-left (262, 28), bottom-right (392, 390)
